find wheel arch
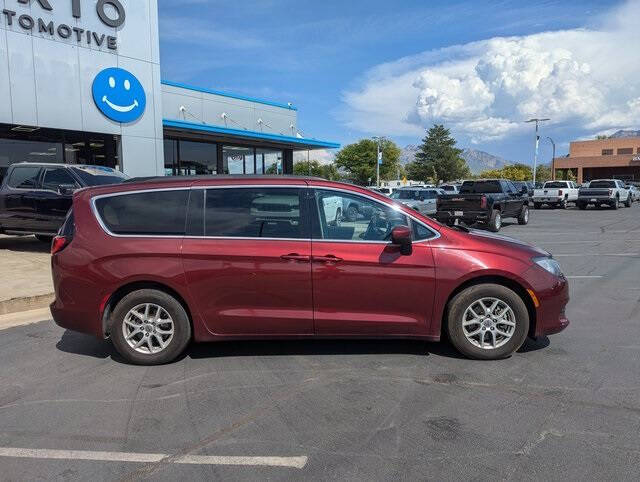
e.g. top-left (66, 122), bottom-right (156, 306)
top-left (101, 280), bottom-right (194, 338)
top-left (440, 275), bottom-right (537, 340)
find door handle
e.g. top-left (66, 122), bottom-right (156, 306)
top-left (313, 255), bottom-right (343, 263)
top-left (280, 253), bottom-right (311, 262)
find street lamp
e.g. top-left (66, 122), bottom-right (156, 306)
top-left (372, 136), bottom-right (386, 187)
top-left (525, 118), bottom-right (550, 184)
top-left (545, 136), bottom-right (556, 181)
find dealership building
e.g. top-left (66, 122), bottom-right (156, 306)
top-left (0, 0), bottom-right (338, 181)
top-left (554, 137), bottom-right (640, 184)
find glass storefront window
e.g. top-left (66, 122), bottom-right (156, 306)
top-left (179, 140), bottom-right (217, 175)
top-left (223, 146), bottom-right (255, 174)
top-left (0, 123), bottom-right (119, 181)
top-left (257, 148), bottom-right (283, 175)
top-left (164, 139), bottom-right (178, 176)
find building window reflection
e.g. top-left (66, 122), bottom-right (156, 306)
top-left (257, 148), bottom-right (283, 174)
top-left (223, 145), bottom-right (255, 174)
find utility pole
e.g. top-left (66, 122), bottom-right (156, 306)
top-left (525, 118), bottom-right (549, 184)
top-left (372, 136), bottom-right (386, 187)
top-left (546, 137), bottom-right (556, 180)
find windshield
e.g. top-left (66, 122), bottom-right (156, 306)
top-left (589, 180), bottom-right (616, 188)
top-left (544, 182), bottom-right (567, 188)
top-left (391, 190), bottom-right (420, 200)
top-left (460, 180), bottom-right (501, 194)
top-left (71, 166), bottom-right (129, 186)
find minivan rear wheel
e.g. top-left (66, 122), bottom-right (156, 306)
top-left (446, 284), bottom-right (529, 360)
top-left (110, 289), bottom-right (191, 365)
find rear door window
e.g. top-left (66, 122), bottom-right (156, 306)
top-left (204, 187), bottom-right (308, 239)
top-left (7, 166), bottom-right (42, 189)
top-left (94, 190), bottom-right (189, 235)
top-left (42, 168), bottom-right (78, 191)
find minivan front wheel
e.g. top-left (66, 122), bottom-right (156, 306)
top-left (446, 284), bottom-right (529, 360)
top-left (110, 289), bottom-right (191, 365)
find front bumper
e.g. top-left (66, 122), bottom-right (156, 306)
top-left (533, 275), bottom-right (570, 337)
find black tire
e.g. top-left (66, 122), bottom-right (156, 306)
top-left (110, 289), bottom-right (191, 365)
top-left (487, 209), bottom-right (502, 232)
top-left (447, 283), bottom-right (529, 360)
top-left (517, 205), bottom-right (529, 225)
top-left (35, 235), bottom-right (53, 243)
top-left (559, 199), bottom-right (568, 209)
top-left (612, 197), bottom-right (619, 210)
top-left (625, 196), bottom-right (632, 208)
top-left (345, 204), bottom-right (358, 222)
top-left (533, 202), bottom-right (541, 209)
top-left (577, 202), bottom-right (587, 210)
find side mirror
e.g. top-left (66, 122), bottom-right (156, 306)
top-left (57, 184), bottom-right (76, 195)
top-left (391, 225), bottom-right (412, 255)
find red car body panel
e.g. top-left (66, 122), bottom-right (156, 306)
top-left (50, 177), bottom-right (569, 345)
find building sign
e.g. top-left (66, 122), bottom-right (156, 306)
top-left (92, 68), bottom-right (146, 123)
top-left (1, 0), bottom-right (125, 51)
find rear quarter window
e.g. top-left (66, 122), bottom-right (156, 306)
top-left (94, 190), bottom-right (189, 236)
top-left (7, 166), bottom-right (42, 189)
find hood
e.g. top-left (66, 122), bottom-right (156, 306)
top-left (459, 228), bottom-right (551, 258)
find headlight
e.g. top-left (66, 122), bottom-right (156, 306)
top-left (533, 256), bottom-right (563, 277)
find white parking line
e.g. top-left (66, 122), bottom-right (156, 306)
top-left (565, 276), bottom-right (604, 279)
top-left (0, 447), bottom-right (308, 469)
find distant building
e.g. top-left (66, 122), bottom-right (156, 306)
top-left (555, 137), bottom-right (640, 183)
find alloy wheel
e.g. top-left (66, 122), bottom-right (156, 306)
top-left (122, 303), bottom-right (175, 355)
top-left (462, 297), bottom-right (516, 350)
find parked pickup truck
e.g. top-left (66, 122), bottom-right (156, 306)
top-left (532, 181), bottom-right (579, 209)
top-left (577, 179), bottom-right (632, 210)
top-left (435, 179), bottom-right (529, 232)
top-left (0, 163), bottom-right (127, 241)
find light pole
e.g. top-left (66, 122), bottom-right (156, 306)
top-left (545, 136), bottom-right (556, 180)
top-left (525, 118), bottom-right (550, 184)
top-left (372, 136), bottom-right (386, 187)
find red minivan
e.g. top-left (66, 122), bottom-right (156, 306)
top-left (50, 176), bottom-right (569, 365)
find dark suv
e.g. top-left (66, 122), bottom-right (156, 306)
top-left (0, 163), bottom-right (127, 241)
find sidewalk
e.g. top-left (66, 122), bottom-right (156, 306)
top-left (0, 235), bottom-right (54, 315)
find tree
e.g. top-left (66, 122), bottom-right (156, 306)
top-left (476, 163), bottom-right (554, 183)
top-left (293, 160), bottom-right (341, 180)
top-left (334, 139), bottom-right (402, 186)
top-left (406, 124), bottom-right (470, 183)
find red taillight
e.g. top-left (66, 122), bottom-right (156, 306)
top-left (480, 195), bottom-right (487, 209)
top-left (51, 235), bottom-right (69, 255)
top-left (558, 190), bottom-right (563, 196)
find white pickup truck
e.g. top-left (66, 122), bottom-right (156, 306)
top-left (577, 179), bottom-right (632, 210)
top-left (532, 181), bottom-right (579, 209)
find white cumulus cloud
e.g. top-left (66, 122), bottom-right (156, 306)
top-left (341, 1), bottom-right (640, 144)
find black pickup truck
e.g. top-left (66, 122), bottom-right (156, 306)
top-left (435, 179), bottom-right (530, 232)
top-left (0, 163), bottom-right (127, 242)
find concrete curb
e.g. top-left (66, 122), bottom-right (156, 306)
top-left (0, 293), bottom-right (55, 316)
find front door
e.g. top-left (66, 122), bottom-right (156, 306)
top-left (34, 167), bottom-right (77, 233)
top-left (310, 188), bottom-right (436, 336)
top-left (182, 185), bottom-right (314, 336)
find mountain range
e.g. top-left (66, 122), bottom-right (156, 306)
top-left (610, 130), bottom-right (640, 138)
top-left (400, 145), bottom-right (509, 175)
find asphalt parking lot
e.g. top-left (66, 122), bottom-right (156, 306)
top-left (1, 206), bottom-right (639, 481)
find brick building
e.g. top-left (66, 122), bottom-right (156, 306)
top-left (554, 137), bottom-right (640, 184)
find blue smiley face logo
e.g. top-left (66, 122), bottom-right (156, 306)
top-left (92, 68), bottom-right (146, 123)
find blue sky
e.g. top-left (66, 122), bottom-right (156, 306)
top-left (158, 0), bottom-right (637, 164)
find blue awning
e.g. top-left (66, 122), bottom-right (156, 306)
top-left (163, 119), bottom-right (340, 150)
